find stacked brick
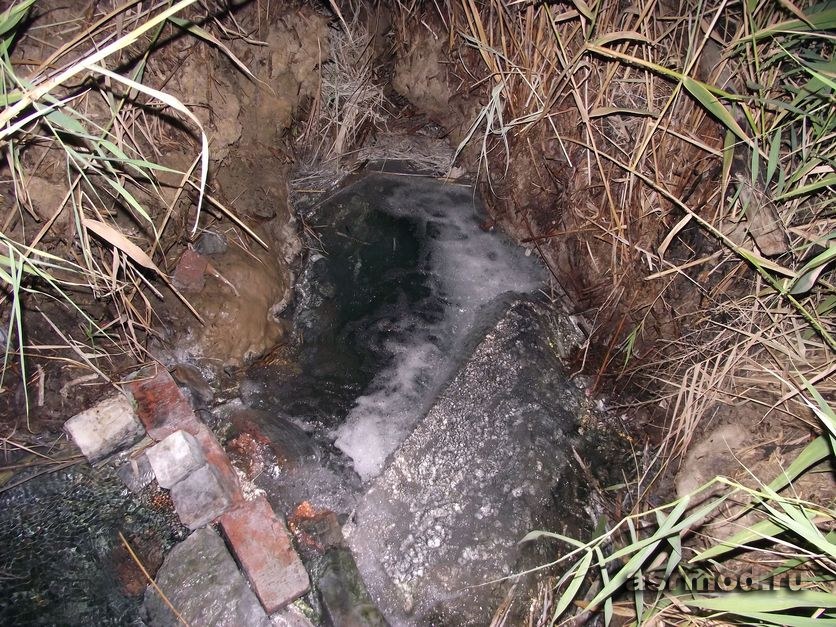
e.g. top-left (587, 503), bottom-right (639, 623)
top-left (64, 365), bottom-right (310, 619)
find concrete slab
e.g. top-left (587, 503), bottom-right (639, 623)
top-left (345, 298), bottom-right (586, 624)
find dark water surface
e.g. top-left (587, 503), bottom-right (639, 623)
top-left (244, 172), bottom-right (545, 482)
top-left (0, 464), bottom-right (185, 625)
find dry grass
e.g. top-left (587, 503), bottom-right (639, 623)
top-left (0, 0), bottom-right (254, 425)
top-left (300, 13), bottom-right (386, 163)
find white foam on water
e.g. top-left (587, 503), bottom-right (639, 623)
top-left (334, 177), bottom-right (544, 481)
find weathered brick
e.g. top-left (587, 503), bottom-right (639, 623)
top-left (125, 366), bottom-right (200, 440)
top-left (64, 394), bottom-right (144, 462)
top-left (172, 248), bottom-right (208, 292)
top-left (170, 463), bottom-right (233, 530)
top-left (221, 496), bottom-right (310, 613)
top-left (191, 422), bottom-right (244, 508)
top-left (146, 429), bottom-right (206, 489)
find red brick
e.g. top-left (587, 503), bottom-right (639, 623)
top-left (125, 366), bottom-right (244, 508)
top-left (191, 422), bottom-right (244, 508)
top-left (125, 366), bottom-right (200, 440)
top-left (221, 496), bottom-right (310, 613)
top-left (172, 248), bottom-right (208, 292)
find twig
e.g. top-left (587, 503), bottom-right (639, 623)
top-left (119, 532), bottom-right (190, 627)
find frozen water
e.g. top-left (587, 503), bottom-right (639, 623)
top-left (332, 175), bottom-right (545, 480)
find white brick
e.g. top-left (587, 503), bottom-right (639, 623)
top-left (146, 429), bottom-right (206, 489)
top-left (64, 394), bottom-right (144, 462)
top-left (171, 464), bottom-right (233, 529)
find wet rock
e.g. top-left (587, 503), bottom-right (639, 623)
top-left (195, 230), bottom-right (228, 256)
top-left (64, 394), bottom-right (145, 462)
top-left (319, 549), bottom-right (388, 627)
top-left (116, 453), bottom-right (155, 492)
top-left (146, 430), bottom-right (206, 489)
top-left (171, 363), bottom-right (215, 406)
top-left (271, 604), bottom-right (317, 626)
top-left (220, 496), bottom-right (310, 613)
top-left (228, 429), bottom-right (274, 482)
top-left (230, 408), bottom-right (320, 467)
top-left (288, 502), bottom-right (345, 556)
top-left (346, 298), bottom-right (586, 624)
top-left (223, 406), bottom-right (357, 515)
top-left (170, 463), bottom-right (233, 530)
top-left (286, 503), bottom-right (386, 627)
top-left (143, 526), bottom-right (270, 626)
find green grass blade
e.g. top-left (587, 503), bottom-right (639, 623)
top-left (768, 435), bottom-right (833, 493)
top-left (0, 0), bottom-right (35, 39)
top-left (776, 174), bottom-right (836, 201)
top-left (685, 589), bottom-right (836, 612)
top-left (552, 551), bottom-right (592, 621)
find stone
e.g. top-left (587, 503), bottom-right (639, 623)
top-left (125, 366), bottom-right (201, 441)
top-left (270, 604), bottom-right (316, 627)
top-left (170, 463), bottom-right (232, 530)
top-left (170, 362), bottom-right (214, 406)
top-left (116, 453), bottom-right (155, 492)
top-left (172, 248), bottom-right (208, 292)
top-left (288, 502), bottom-right (344, 557)
top-left (195, 230), bottom-right (228, 256)
top-left (220, 496), bottom-right (310, 613)
top-left (143, 526), bottom-right (270, 626)
top-left (64, 394), bottom-right (145, 462)
top-left (345, 298), bottom-right (587, 624)
top-left (229, 408), bottom-right (320, 467)
top-left (146, 430), bottom-right (206, 489)
top-left (319, 548), bottom-right (387, 627)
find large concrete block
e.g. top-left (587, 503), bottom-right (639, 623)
top-left (170, 463), bottom-right (232, 530)
top-left (146, 430), bottom-right (206, 489)
top-left (220, 496), bottom-right (310, 614)
top-left (64, 394), bottom-right (145, 462)
top-left (346, 298), bottom-right (586, 624)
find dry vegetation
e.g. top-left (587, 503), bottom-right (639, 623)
top-left (389, 0), bottom-right (834, 623)
top-left (0, 0), bottom-right (262, 429)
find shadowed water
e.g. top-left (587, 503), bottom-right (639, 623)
top-left (244, 172), bottom-right (546, 484)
